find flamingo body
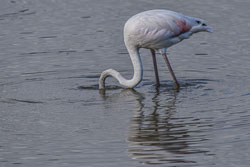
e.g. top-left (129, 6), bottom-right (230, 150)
top-left (124, 10), bottom-right (211, 50)
top-left (99, 9), bottom-right (212, 89)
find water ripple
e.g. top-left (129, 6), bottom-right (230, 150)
top-left (1, 98), bottom-right (44, 104)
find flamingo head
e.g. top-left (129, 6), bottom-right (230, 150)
top-left (188, 17), bottom-right (213, 33)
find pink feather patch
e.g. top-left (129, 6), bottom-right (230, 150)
top-left (174, 20), bottom-right (191, 34)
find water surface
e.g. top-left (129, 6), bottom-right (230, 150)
top-left (1, 0), bottom-right (250, 167)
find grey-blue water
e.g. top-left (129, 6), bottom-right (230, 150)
top-left (1, 0), bottom-right (250, 167)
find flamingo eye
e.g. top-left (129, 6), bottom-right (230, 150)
top-left (196, 20), bottom-right (200, 24)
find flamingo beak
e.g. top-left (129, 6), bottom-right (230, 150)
top-left (206, 26), bottom-right (213, 33)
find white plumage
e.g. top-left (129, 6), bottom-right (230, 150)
top-left (99, 9), bottom-right (212, 89)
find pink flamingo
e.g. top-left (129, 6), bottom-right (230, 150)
top-left (99, 9), bottom-right (212, 89)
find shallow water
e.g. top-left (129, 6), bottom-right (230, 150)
top-left (1, 0), bottom-right (250, 167)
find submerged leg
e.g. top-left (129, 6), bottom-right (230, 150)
top-left (162, 53), bottom-right (180, 89)
top-left (150, 49), bottom-right (160, 87)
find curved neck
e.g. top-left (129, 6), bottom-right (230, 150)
top-left (99, 47), bottom-right (143, 89)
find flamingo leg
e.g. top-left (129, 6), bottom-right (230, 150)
top-left (150, 49), bottom-right (160, 87)
top-left (162, 53), bottom-right (180, 89)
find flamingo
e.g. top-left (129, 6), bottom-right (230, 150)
top-left (99, 9), bottom-right (212, 89)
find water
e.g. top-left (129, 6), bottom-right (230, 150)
top-left (1, 0), bottom-right (250, 166)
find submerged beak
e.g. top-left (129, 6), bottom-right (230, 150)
top-left (206, 26), bottom-right (213, 33)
